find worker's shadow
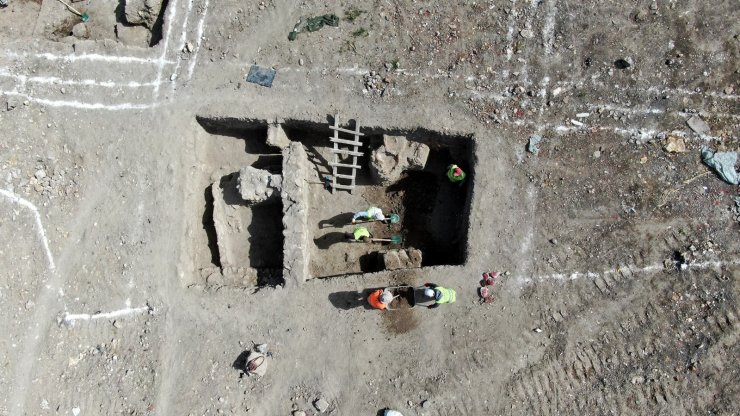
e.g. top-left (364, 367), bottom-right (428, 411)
top-left (318, 212), bottom-right (353, 229)
top-left (313, 231), bottom-right (348, 249)
top-left (328, 289), bottom-right (375, 310)
top-left (232, 350), bottom-right (250, 372)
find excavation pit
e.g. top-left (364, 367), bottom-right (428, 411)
top-left (185, 116), bottom-right (474, 287)
top-left (31, 0), bottom-right (170, 47)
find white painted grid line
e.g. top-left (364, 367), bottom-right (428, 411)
top-left (169, 0), bottom-right (195, 94)
top-left (0, 70), bottom-right (161, 89)
top-left (505, 0), bottom-right (517, 62)
top-left (0, 90), bottom-right (160, 110)
top-left (0, 188), bottom-right (56, 271)
top-left (62, 305), bottom-right (151, 324)
top-left (1, 51), bottom-right (173, 65)
top-left (186, 0), bottom-right (210, 81)
top-left (519, 259), bottom-right (740, 285)
top-left (153, 0), bottom-right (181, 99)
top-left (543, 0), bottom-right (557, 56)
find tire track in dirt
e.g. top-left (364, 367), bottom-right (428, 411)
top-left (35, 312), bottom-right (160, 415)
top-left (501, 280), bottom-right (738, 415)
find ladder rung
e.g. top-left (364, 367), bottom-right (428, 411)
top-left (330, 148), bottom-right (364, 157)
top-left (329, 125), bottom-right (365, 136)
top-left (332, 183), bottom-right (355, 190)
top-left (329, 137), bottom-right (364, 147)
top-left (334, 173), bottom-right (355, 179)
top-left (330, 162), bottom-right (362, 169)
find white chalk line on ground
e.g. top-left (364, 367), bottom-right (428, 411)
top-left (186, 0), bottom-right (210, 81)
top-left (276, 65), bottom-right (739, 102)
top-left (169, 0), bottom-right (195, 94)
top-left (519, 259), bottom-right (740, 285)
top-left (505, 0), bottom-right (517, 62)
top-left (0, 51), bottom-right (173, 65)
top-left (543, 0), bottom-right (557, 56)
top-left (153, 0), bottom-right (181, 99)
top-left (62, 305), bottom-right (151, 324)
top-left (0, 89), bottom-right (160, 110)
top-left (0, 189), bottom-right (55, 271)
top-left (0, 70), bottom-right (161, 89)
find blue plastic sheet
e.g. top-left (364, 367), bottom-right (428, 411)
top-left (701, 146), bottom-right (739, 185)
top-left (245, 65), bottom-right (276, 87)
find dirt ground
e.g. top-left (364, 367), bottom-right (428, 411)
top-left (0, 0), bottom-right (738, 415)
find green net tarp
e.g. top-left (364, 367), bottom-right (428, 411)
top-left (288, 14), bottom-right (339, 41)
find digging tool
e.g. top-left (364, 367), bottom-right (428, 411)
top-left (55, 0), bottom-right (90, 21)
top-left (369, 234), bottom-right (403, 244)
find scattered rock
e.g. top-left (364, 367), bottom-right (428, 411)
top-left (593, 150), bottom-right (601, 158)
top-left (369, 135), bottom-right (429, 185)
top-left (421, 400), bottom-right (431, 409)
top-left (6, 97), bottom-right (18, 111)
top-left (313, 398), bottom-right (329, 413)
top-left (527, 135), bottom-right (542, 155)
top-left (614, 58), bottom-right (633, 69)
top-left (520, 29), bottom-right (534, 39)
top-left (254, 343), bottom-right (267, 353)
top-left (664, 136), bottom-right (687, 153)
top-left (298, 58), bottom-right (304, 66)
top-left (686, 116), bottom-right (710, 136)
top-left (185, 41), bottom-right (194, 53)
top-left (71, 23), bottom-right (87, 38)
top-left (292, 411), bottom-right (306, 416)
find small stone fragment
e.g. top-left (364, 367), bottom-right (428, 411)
top-left (520, 29), bottom-right (534, 39)
top-left (313, 398), bottom-right (329, 413)
top-left (686, 116), bottom-right (710, 136)
top-left (664, 136), bottom-right (687, 153)
top-left (71, 23), bottom-right (87, 38)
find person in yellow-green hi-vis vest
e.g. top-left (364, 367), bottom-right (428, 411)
top-left (345, 226), bottom-right (372, 242)
top-left (422, 283), bottom-right (457, 309)
top-left (446, 164), bottom-right (466, 184)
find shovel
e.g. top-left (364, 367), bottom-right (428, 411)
top-left (55, 0), bottom-right (90, 21)
top-left (369, 234), bottom-right (404, 244)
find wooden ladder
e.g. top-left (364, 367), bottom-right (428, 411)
top-left (329, 114), bottom-right (364, 193)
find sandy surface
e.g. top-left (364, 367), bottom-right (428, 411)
top-left (0, 1), bottom-right (738, 415)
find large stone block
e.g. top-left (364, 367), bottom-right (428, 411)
top-left (237, 166), bottom-right (282, 203)
top-left (382, 247), bottom-right (422, 270)
top-left (125, 0), bottom-right (163, 28)
top-left (369, 135), bottom-right (430, 185)
top-left (266, 123), bottom-right (291, 149)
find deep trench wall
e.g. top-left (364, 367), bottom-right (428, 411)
top-left (281, 142), bottom-right (310, 285)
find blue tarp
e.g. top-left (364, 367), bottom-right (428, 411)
top-left (701, 146), bottom-right (739, 185)
top-left (245, 65), bottom-right (276, 88)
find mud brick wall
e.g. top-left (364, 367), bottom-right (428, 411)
top-left (281, 142), bottom-right (310, 285)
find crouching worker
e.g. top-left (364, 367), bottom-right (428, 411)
top-left (352, 206), bottom-right (386, 223)
top-left (368, 288), bottom-right (394, 310)
top-left (423, 283), bottom-right (456, 309)
top-left (345, 226), bottom-right (372, 242)
top-left (446, 164), bottom-right (466, 184)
